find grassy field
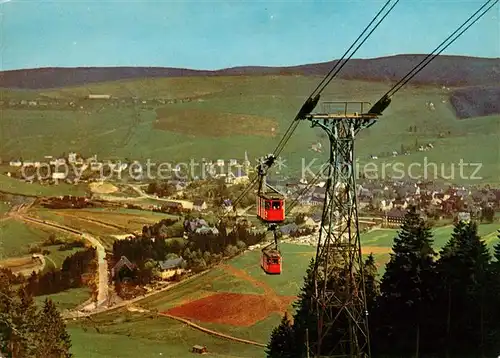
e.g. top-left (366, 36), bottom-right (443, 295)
top-left (67, 313), bottom-right (266, 358)
top-left (357, 223), bottom-right (500, 271)
top-left (30, 207), bottom-right (180, 248)
top-left (65, 207), bottom-right (179, 231)
top-left (29, 206), bottom-right (181, 251)
top-left (0, 201), bottom-right (12, 217)
top-left (0, 217), bottom-right (87, 271)
top-left (35, 287), bottom-right (90, 311)
top-left (33, 209), bottom-right (123, 236)
top-left (0, 219), bottom-right (53, 259)
top-left (155, 106), bottom-right (278, 137)
top-left (363, 223), bottom-right (500, 250)
top-left (1, 76), bottom-right (498, 185)
top-left (43, 245), bottom-right (86, 269)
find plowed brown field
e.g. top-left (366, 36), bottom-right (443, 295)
top-left (165, 292), bottom-right (295, 327)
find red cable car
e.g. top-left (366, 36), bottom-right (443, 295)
top-left (261, 247), bottom-right (282, 274)
top-left (257, 193), bottom-right (285, 223)
top-left (260, 224), bottom-right (282, 274)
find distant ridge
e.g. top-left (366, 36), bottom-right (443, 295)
top-left (1, 55), bottom-right (499, 89)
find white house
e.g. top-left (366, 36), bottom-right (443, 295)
top-left (193, 199), bottom-right (208, 211)
top-left (157, 257), bottom-right (185, 279)
top-left (379, 199), bottom-right (394, 212)
top-left (68, 152), bottom-right (77, 163)
top-left (52, 172), bottom-right (66, 180)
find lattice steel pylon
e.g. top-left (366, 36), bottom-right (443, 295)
top-left (304, 101), bottom-right (379, 358)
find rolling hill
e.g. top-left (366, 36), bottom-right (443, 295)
top-left (1, 55), bottom-right (499, 89)
top-left (0, 55), bottom-right (499, 189)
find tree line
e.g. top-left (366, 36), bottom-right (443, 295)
top-left (267, 207), bottom-right (500, 357)
top-left (24, 248), bottom-right (96, 297)
top-left (145, 182), bottom-right (176, 198)
top-left (141, 218), bottom-right (183, 239)
top-left (0, 269), bottom-right (72, 357)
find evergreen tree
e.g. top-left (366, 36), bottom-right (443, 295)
top-left (485, 230), bottom-right (500, 353)
top-left (1, 272), bottom-right (72, 358)
top-left (437, 220), bottom-right (491, 356)
top-left (288, 255), bottom-right (357, 356)
top-left (35, 299), bottom-right (72, 358)
top-left (266, 312), bottom-right (295, 358)
top-left (13, 287), bottom-right (39, 356)
top-left (290, 258), bottom-right (317, 358)
top-left (0, 270), bottom-right (34, 357)
top-left (267, 258), bottom-right (318, 357)
top-left (372, 207), bottom-right (438, 356)
top-left (363, 253), bottom-right (380, 313)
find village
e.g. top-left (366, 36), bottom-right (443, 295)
top-left (5, 149), bottom-right (497, 230)
top-left (0, 93), bottom-right (198, 110)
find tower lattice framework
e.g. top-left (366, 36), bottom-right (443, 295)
top-left (306, 101), bottom-right (378, 358)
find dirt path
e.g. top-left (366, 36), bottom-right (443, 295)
top-left (159, 312), bottom-right (266, 347)
top-left (44, 255), bottom-right (57, 269)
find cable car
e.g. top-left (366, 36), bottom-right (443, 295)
top-left (257, 193), bottom-right (285, 223)
top-left (261, 247), bottom-right (282, 274)
top-left (260, 224), bottom-right (282, 274)
top-left (256, 154), bottom-right (285, 223)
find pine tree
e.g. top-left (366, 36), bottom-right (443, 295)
top-left (267, 258), bottom-right (318, 357)
top-left (372, 207), bottom-right (437, 356)
top-left (363, 253), bottom-right (380, 313)
top-left (437, 220), bottom-right (491, 356)
top-left (13, 287), bottom-right (39, 356)
top-left (289, 255), bottom-right (354, 356)
top-left (266, 312), bottom-right (295, 358)
top-left (485, 230), bottom-right (500, 353)
top-left (290, 258), bottom-right (317, 357)
top-left (0, 272), bottom-right (48, 358)
top-left (34, 299), bottom-right (72, 358)
top-left (0, 270), bottom-right (31, 358)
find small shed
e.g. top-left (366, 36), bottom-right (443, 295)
top-left (192, 345), bottom-right (208, 354)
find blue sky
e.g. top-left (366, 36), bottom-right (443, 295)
top-left (1, 0), bottom-right (498, 70)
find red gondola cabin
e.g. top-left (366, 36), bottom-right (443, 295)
top-left (257, 193), bottom-right (285, 223)
top-left (261, 248), bottom-right (282, 274)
